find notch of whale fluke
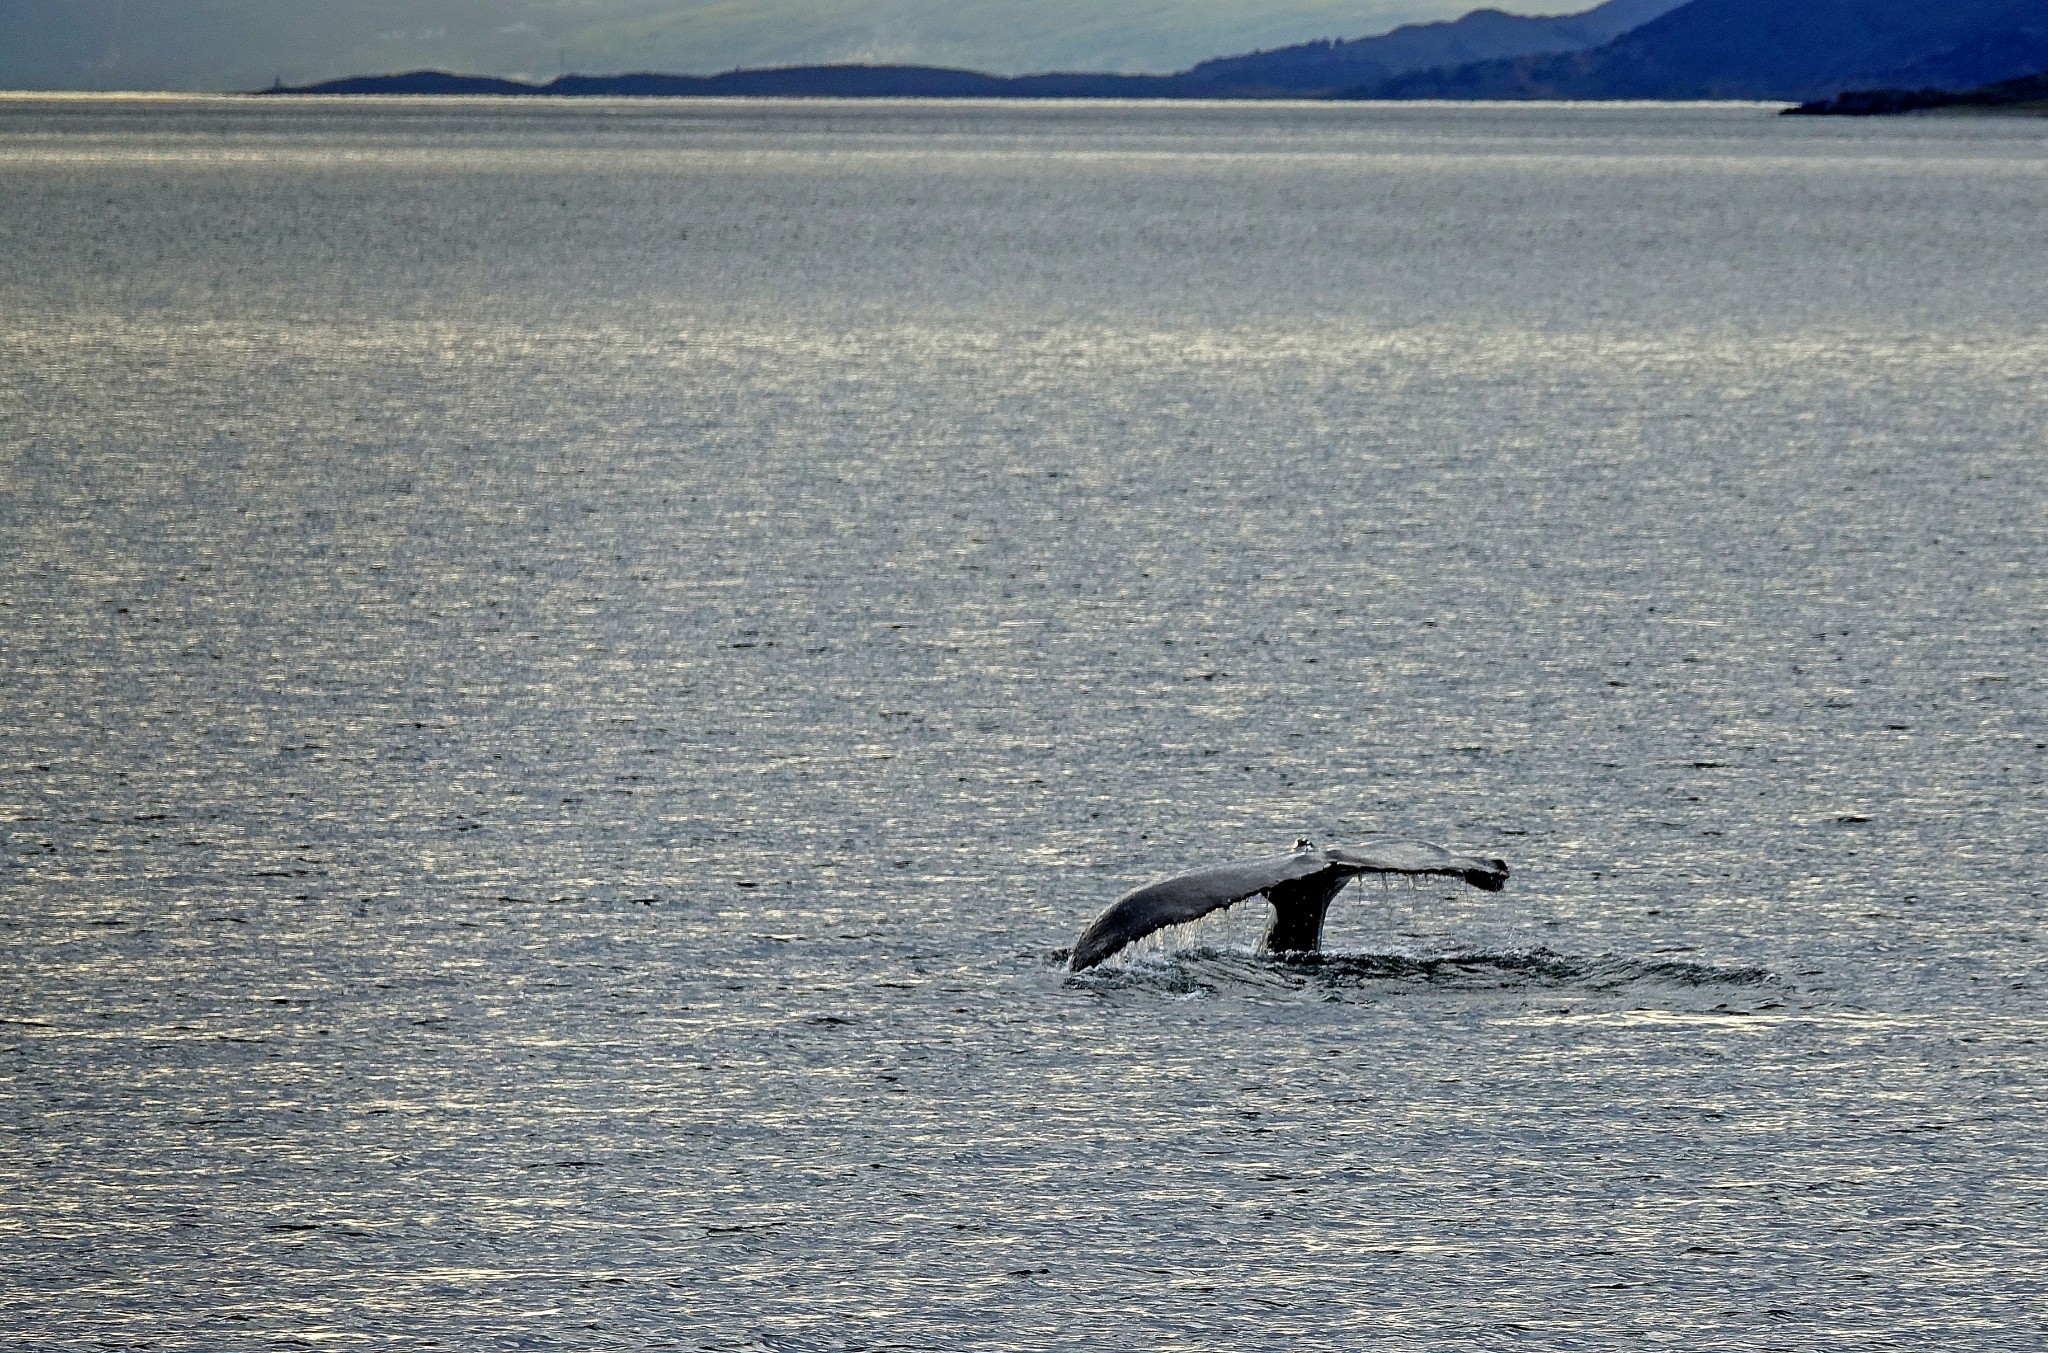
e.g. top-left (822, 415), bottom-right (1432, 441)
top-left (1068, 837), bottom-right (1509, 972)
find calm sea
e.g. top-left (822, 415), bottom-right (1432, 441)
top-left (2, 95), bottom-right (2044, 1349)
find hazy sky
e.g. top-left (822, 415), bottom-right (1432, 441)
top-left (0, 0), bottom-right (1602, 91)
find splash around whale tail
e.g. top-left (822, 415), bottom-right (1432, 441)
top-left (1068, 837), bottom-right (1509, 972)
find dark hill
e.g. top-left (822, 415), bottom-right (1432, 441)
top-left (274, 70), bottom-right (547, 96)
top-left (1362, 0), bottom-right (2048, 101)
top-left (1786, 69), bottom-right (2048, 114)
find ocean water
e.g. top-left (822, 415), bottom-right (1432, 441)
top-left (1, 95), bottom-right (2044, 1349)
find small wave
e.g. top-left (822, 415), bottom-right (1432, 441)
top-left (1065, 944), bottom-right (1774, 994)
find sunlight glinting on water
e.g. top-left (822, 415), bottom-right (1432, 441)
top-left (2, 93), bottom-right (2044, 1350)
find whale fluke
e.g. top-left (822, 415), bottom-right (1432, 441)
top-left (1069, 837), bottom-right (1509, 972)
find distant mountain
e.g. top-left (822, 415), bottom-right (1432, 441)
top-left (273, 66), bottom-right (1178, 98)
top-left (264, 0), bottom-right (2048, 105)
top-left (265, 0), bottom-right (1687, 101)
top-left (1786, 69), bottom-right (2048, 115)
top-left (1852, 36), bottom-right (2048, 95)
top-left (1170, 0), bottom-right (1688, 96)
top-left (1363, 0), bottom-right (2048, 101)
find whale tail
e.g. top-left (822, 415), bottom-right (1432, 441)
top-left (1069, 837), bottom-right (1510, 971)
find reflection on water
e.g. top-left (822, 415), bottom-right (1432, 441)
top-left (1, 94), bottom-right (2044, 1349)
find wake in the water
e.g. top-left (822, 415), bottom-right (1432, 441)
top-left (1060, 942), bottom-right (1775, 995)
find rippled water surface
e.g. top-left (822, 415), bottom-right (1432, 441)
top-left (3, 96), bottom-right (2045, 1348)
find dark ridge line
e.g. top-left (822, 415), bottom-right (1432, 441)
top-left (1352, 0), bottom-right (2048, 103)
top-left (1784, 68), bottom-right (2048, 115)
top-left (258, 66), bottom-right (1185, 100)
